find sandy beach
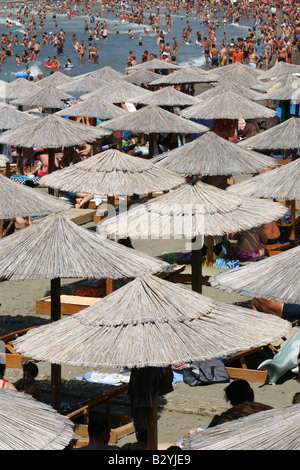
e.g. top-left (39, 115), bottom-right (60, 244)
top-left (1, 226), bottom-right (299, 448)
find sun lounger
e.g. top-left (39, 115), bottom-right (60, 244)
top-left (36, 295), bottom-right (100, 316)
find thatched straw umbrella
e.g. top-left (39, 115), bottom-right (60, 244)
top-left (0, 213), bottom-right (168, 411)
top-left (37, 70), bottom-right (74, 88)
top-left (0, 113), bottom-right (110, 177)
top-left (209, 244), bottom-right (300, 304)
top-left (0, 104), bottom-right (37, 130)
top-left (254, 72), bottom-right (300, 92)
top-left (130, 58), bottom-right (181, 71)
top-left (180, 89), bottom-right (276, 120)
top-left (55, 95), bottom-right (128, 121)
top-left (88, 65), bottom-right (124, 82)
top-left (227, 157), bottom-right (300, 240)
top-left (197, 80), bottom-right (265, 102)
top-left (148, 67), bottom-right (218, 92)
top-left (39, 147), bottom-right (185, 196)
top-left (80, 78), bottom-right (153, 103)
top-left (122, 69), bottom-right (161, 85)
top-left (238, 116), bottom-right (300, 151)
top-left (57, 74), bottom-right (107, 94)
top-left (182, 403), bottom-right (300, 450)
top-left (208, 61), bottom-right (262, 78)
top-left (97, 104), bottom-right (209, 157)
top-left (152, 131), bottom-right (276, 176)
top-left (126, 85), bottom-right (199, 107)
top-left (258, 74), bottom-right (300, 121)
top-left (209, 65), bottom-right (262, 89)
top-left (0, 389), bottom-right (74, 450)
top-left (0, 77), bottom-right (41, 101)
top-left (10, 86), bottom-right (74, 111)
top-left (258, 61), bottom-right (300, 81)
top-left (0, 172), bottom-right (70, 219)
top-left (11, 274), bottom-right (291, 449)
top-left (100, 180), bottom-right (287, 293)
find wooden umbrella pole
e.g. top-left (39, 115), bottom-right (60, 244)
top-left (289, 199), bottom-right (296, 241)
top-left (48, 148), bottom-right (56, 195)
top-left (148, 134), bottom-right (154, 159)
top-left (206, 235), bottom-right (214, 267)
top-left (106, 197), bottom-right (115, 296)
top-left (147, 406), bottom-right (158, 450)
top-left (191, 238), bottom-right (203, 294)
top-left (51, 277), bottom-right (61, 413)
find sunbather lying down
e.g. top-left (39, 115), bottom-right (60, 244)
top-left (252, 298), bottom-right (300, 323)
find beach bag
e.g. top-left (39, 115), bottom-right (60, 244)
top-left (183, 360), bottom-right (230, 387)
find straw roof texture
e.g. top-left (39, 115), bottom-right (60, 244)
top-left (56, 95), bottom-right (128, 120)
top-left (127, 85), bottom-right (199, 106)
top-left (262, 75), bottom-right (300, 102)
top-left (80, 78), bottom-right (153, 103)
top-left (149, 67), bottom-right (218, 85)
top-left (197, 80), bottom-right (265, 102)
top-left (183, 404), bottom-right (300, 450)
top-left (0, 213), bottom-right (167, 281)
top-left (0, 105), bottom-right (37, 130)
top-left (180, 90), bottom-right (276, 120)
top-left (11, 275), bottom-right (291, 368)
top-left (0, 114), bottom-right (109, 148)
top-left (11, 86), bottom-right (74, 109)
top-left (122, 69), bottom-right (161, 84)
top-left (152, 131), bottom-right (276, 176)
top-left (97, 104), bottom-right (209, 134)
top-left (227, 158), bottom-right (300, 200)
top-left (0, 173), bottom-right (70, 218)
top-left (258, 61), bottom-right (300, 80)
top-left (211, 66), bottom-right (262, 89)
top-left (57, 74), bottom-right (107, 94)
top-left (130, 58), bottom-right (181, 71)
top-left (89, 65), bottom-right (124, 82)
top-left (254, 73), bottom-right (300, 92)
top-left (100, 180), bottom-right (287, 239)
top-left (209, 61), bottom-right (262, 78)
top-left (37, 71), bottom-right (74, 88)
top-left (0, 389), bottom-right (73, 450)
top-left (238, 117), bottom-right (300, 150)
top-left (39, 148), bottom-right (185, 196)
top-left (209, 245), bottom-right (300, 304)
top-left (0, 77), bottom-right (41, 99)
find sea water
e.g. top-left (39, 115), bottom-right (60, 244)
top-left (0, 3), bottom-right (255, 82)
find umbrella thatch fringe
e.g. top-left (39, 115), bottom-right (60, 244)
top-left (11, 275), bottom-right (291, 368)
top-left (97, 104), bottom-right (209, 134)
top-left (0, 113), bottom-right (109, 148)
top-left (130, 58), bottom-right (180, 71)
top-left (227, 158), bottom-right (300, 199)
top-left (0, 105), bottom-right (37, 130)
top-left (57, 74), bottom-right (107, 93)
top-left (152, 131), bottom-right (275, 176)
top-left (209, 245), bottom-right (300, 304)
top-left (80, 78), bottom-right (153, 103)
top-left (0, 213), bottom-right (167, 280)
top-left (238, 117), bottom-right (300, 150)
top-left (37, 71), bottom-right (74, 88)
top-left (180, 89), bottom-right (276, 120)
top-left (56, 95), bottom-right (128, 119)
top-left (183, 404), bottom-right (300, 450)
top-left (40, 148), bottom-right (185, 196)
top-left (127, 85), bottom-right (199, 106)
top-left (0, 389), bottom-right (73, 450)
top-left (122, 69), bottom-right (161, 84)
top-left (0, 77), bottom-right (41, 99)
top-left (197, 80), bottom-right (265, 102)
top-left (0, 173), bottom-right (71, 218)
top-left (11, 86), bottom-right (74, 109)
top-left (258, 61), bottom-right (300, 80)
top-left (149, 67), bottom-right (217, 85)
top-left (209, 61), bottom-right (262, 78)
top-left (100, 181), bottom-right (287, 239)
